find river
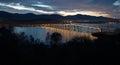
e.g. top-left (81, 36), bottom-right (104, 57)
top-left (14, 23), bottom-right (120, 44)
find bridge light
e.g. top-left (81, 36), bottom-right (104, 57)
top-left (70, 21), bottom-right (72, 24)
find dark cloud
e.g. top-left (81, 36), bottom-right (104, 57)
top-left (0, 0), bottom-right (120, 18)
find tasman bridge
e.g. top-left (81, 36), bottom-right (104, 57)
top-left (1, 23), bottom-right (115, 33)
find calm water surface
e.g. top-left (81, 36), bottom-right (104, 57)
top-left (14, 23), bottom-right (120, 43)
top-left (14, 27), bottom-right (95, 43)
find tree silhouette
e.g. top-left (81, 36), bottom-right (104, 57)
top-left (50, 32), bottom-right (62, 45)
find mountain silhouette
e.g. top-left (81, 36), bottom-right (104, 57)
top-left (0, 11), bottom-right (117, 23)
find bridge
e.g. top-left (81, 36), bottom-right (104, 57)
top-left (0, 23), bottom-right (114, 33)
top-left (40, 24), bottom-right (102, 33)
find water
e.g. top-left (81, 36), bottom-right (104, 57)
top-left (14, 23), bottom-right (120, 43)
top-left (14, 27), bottom-right (47, 42)
top-left (77, 23), bottom-right (120, 30)
top-left (14, 26), bottom-right (96, 43)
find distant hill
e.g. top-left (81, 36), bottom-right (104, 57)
top-left (0, 11), bottom-right (118, 23)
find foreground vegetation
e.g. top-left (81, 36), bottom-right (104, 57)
top-left (0, 27), bottom-right (120, 65)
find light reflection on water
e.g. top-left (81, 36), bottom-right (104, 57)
top-left (43, 27), bottom-right (97, 42)
top-left (14, 26), bottom-right (97, 43)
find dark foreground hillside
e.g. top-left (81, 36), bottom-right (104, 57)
top-left (0, 27), bottom-right (120, 65)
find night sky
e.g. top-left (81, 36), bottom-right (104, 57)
top-left (0, 0), bottom-right (120, 18)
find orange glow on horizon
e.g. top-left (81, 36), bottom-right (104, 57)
top-left (58, 11), bottom-right (112, 18)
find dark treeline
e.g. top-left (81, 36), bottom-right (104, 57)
top-left (0, 27), bottom-right (120, 65)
